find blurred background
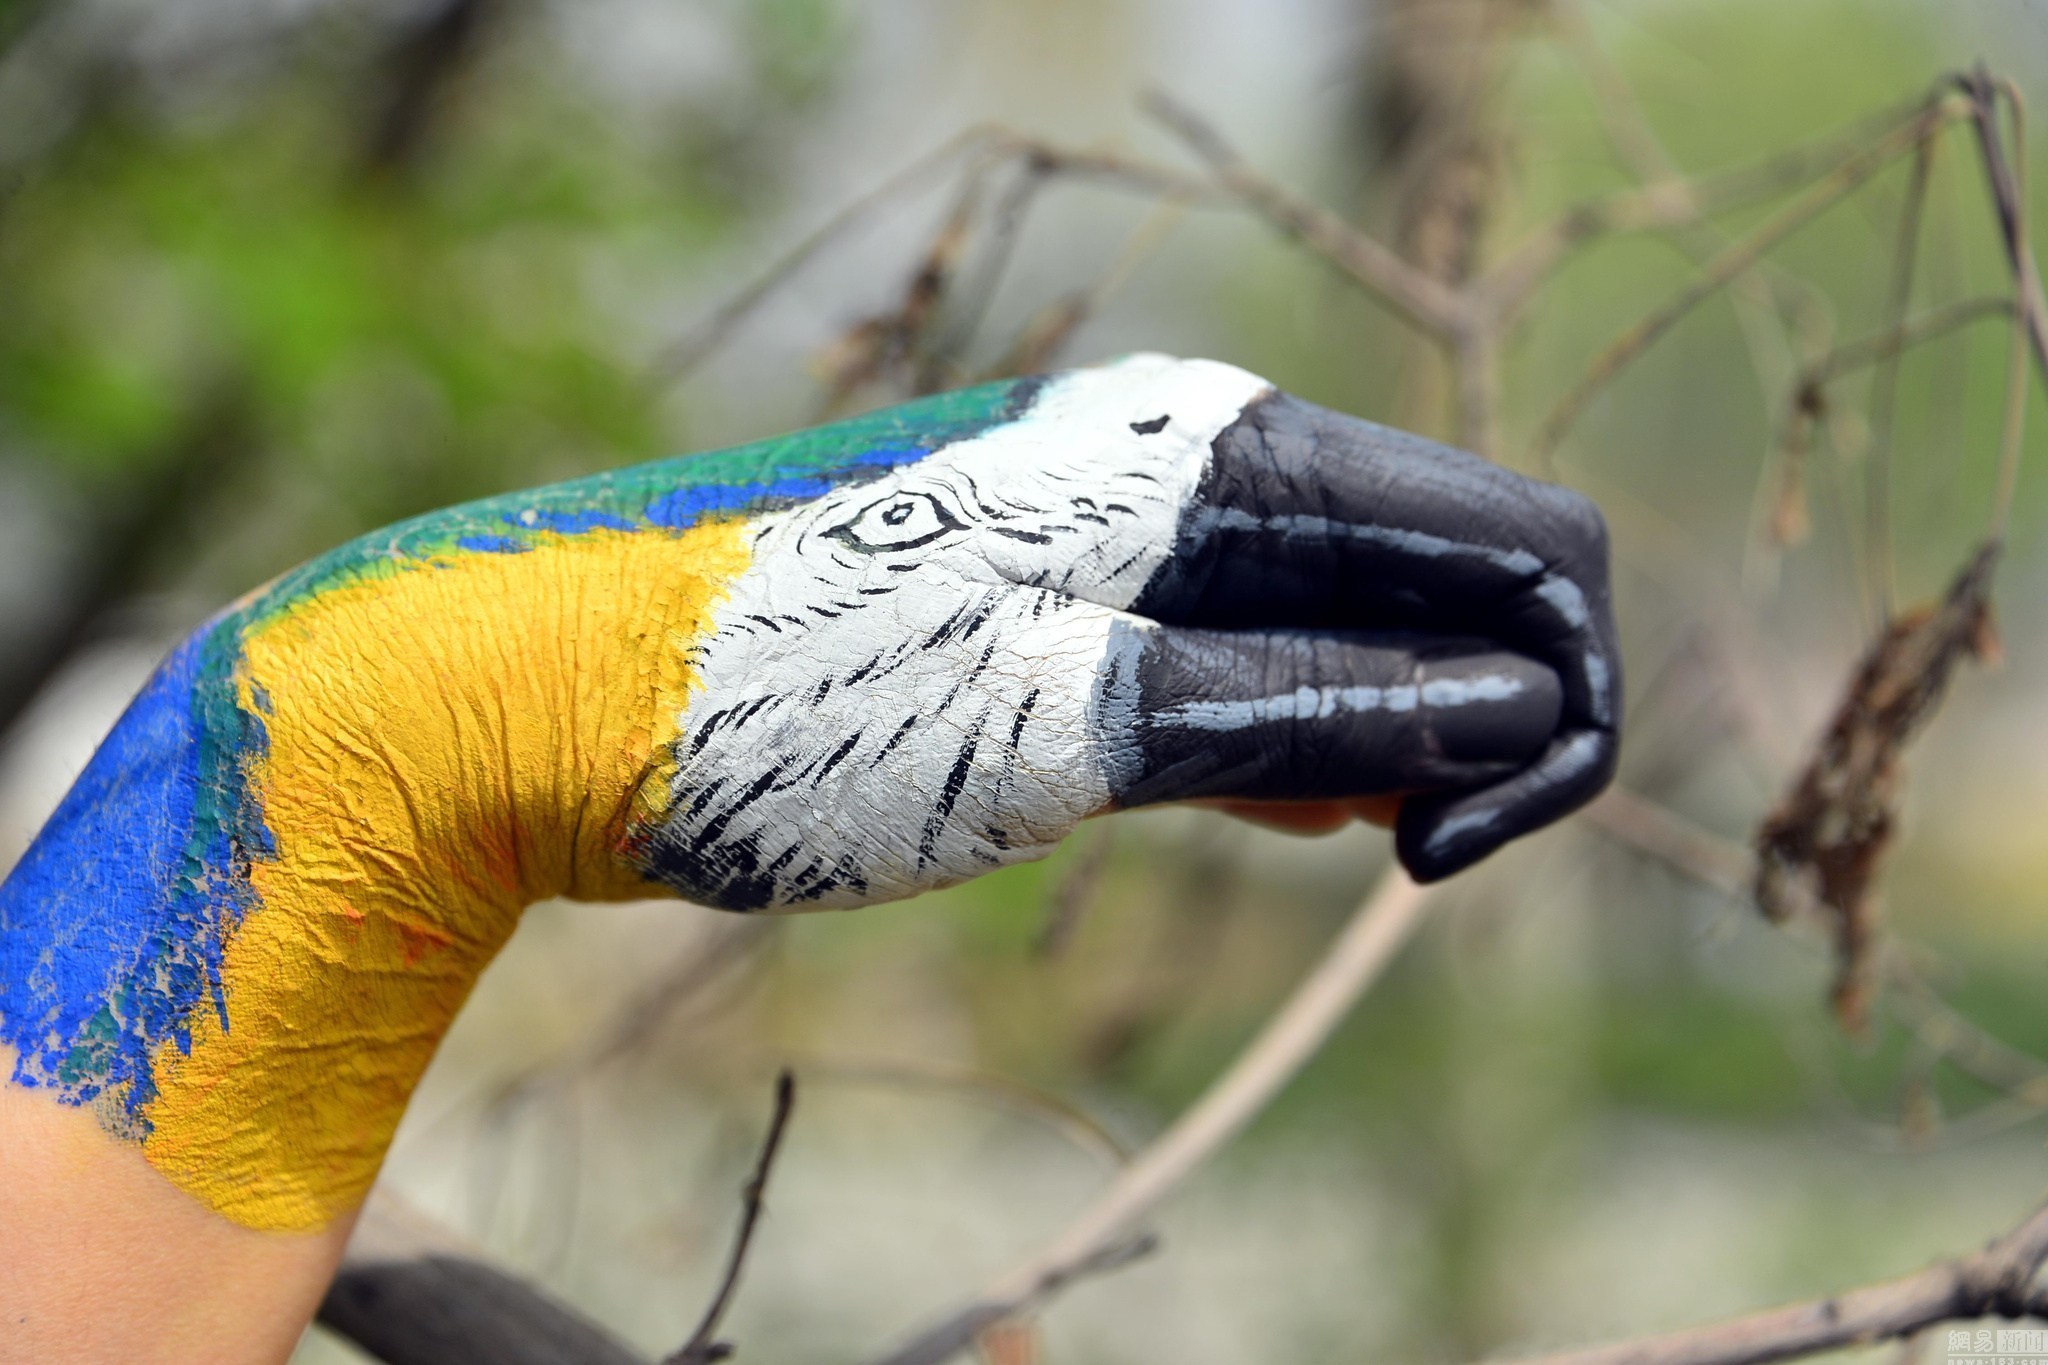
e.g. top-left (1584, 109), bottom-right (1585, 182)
top-left (4, 0), bottom-right (2048, 1360)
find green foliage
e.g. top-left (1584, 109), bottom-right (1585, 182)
top-left (0, 1), bottom-right (844, 596)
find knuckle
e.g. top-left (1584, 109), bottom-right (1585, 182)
top-left (1542, 484), bottom-right (1611, 563)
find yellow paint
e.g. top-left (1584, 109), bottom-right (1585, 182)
top-left (141, 521), bottom-right (750, 1230)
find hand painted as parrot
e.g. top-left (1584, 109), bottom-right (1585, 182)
top-left (0, 354), bottom-right (1618, 1235)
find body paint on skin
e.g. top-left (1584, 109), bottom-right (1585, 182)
top-left (0, 378), bottom-right (1039, 1229)
top-left (0, 354), bottom-right (1618, 1231)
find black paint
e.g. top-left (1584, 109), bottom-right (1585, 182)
top-left (1100, 622), bottom-right (1563, 808)
top-left (1128, 392), bottom-right (1620, 881)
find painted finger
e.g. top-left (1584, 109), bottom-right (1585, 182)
top-left (1096, 625), bottom-right (1562, 810)
top-left (1394, 728), bottom-right (1608, 880)
top-left (1129, 390), bottom-right (1620, 875)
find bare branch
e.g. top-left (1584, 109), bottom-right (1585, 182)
top-left (645, 128), bottom-right (1220, 391)
top-left (1586, 788), bottom-right (2048, 1116)
top-left (1959, 70), bottom-right (2048, 388)
top-left (986, 201), bottom-right (1186, 381)
top-left (1528, 93), bottom-right (1967, 470)
top-left (1803, 296), bottom-right (2015, 388)
top-left (1141, 89), bottom-right (1466, 338)
top-left (1478, 89), bottom-right (1940, 323)
top-left (663, 1070), bottom-right (798, 1365)
top-left (1486, 1198), bottom-right (2048, 1365)
top-left (865, 868), bottom-right (1435, 1365)
top-left (1961, 69), bottom-right (2045, 539)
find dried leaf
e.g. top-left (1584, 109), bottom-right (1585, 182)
top-left (1754, 542), bottom-right (2001, 1033)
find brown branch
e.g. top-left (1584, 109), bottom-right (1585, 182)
top-left (645, 128), bottom-right (1220, 390)
top-left (1803, 296), bottom-right (2014, 387)
top-left (1552, 0), bottom-right (1813, 536)
top-left (812, 167), bottom-right (988, 414)
top-left (1141, 88), bottom-right (1466, 338)
top-left (1477, 90), bottom-right (1938, 324)
top-left (865, 868), bottom-right (1435, 1365)
top-left (1959, 70), bottom-right (2048, 387)
top-left (1486, 1198), bottom-right (2048, 1365)
top-left (664, 1069), bottom-right (798, 1365)
top-left (1527, 93), bottom-right (1966, 469)
top-left (1959, 69), bottom-right (2047, 538)
top-left (987, 199), bottom-right (1186, 380)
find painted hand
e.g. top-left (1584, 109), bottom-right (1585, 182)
top-left (654, 355), bottom-right (1618, 904)
top-left (0, 354), bottom-right (1618, 1233)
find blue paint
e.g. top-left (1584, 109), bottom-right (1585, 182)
top-left (515, 508), bottom-right (637, 535)
top-left (456, 534), bottom-right (531, 555)
top-left (0, 624), bottom-right (263, 1123)
top-left (643, 448), bottom-right (924, 530)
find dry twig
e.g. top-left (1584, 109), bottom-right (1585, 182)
top-left (1141, 88), bottom-right (1465, 339)
top-left (1486, 1198), bottom-right (2048, 1365)
top-left (1529, 93), bottom-right (1966, 470)
top-left (866, 868), bottom-right (1435, 1365)
top-left (663, 1070), bottom-right (798, 1365)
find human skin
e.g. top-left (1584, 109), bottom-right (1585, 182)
top-left (0, 355), bottom-right (1618, 1362)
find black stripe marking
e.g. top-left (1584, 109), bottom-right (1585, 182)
top-left (1006, 688), bottom-right (1040, 753)
top-left (918, 734), bottom-right (980, 866)
top-left (875, 714), bottom-right (919, 760)
top-left (811, 729), bottom-right (863, 786)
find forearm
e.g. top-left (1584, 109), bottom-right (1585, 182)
top-left (0, 1061), bottom-right (351, 1365)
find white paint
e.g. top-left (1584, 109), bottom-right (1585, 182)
top-left (653, 354), bottom-right (1271, 910)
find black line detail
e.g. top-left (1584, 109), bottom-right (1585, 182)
top-left (1006, 688), bottom-right (1040, 753)
top-left (811, 730), bottom-right (864, 786)
top-left (875, 714), bottom-right (919, 761)
top-left (918, 735), bottom-right (981, 866)
top-left (697, 766), bottom-right (782, 846)
top-left (681, 776), bottom-right (729, 823)
top-left (1130, 414), bottom-right (1170, 435)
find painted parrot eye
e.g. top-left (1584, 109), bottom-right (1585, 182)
top-left (825, 491), bottom-right (963, 552)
